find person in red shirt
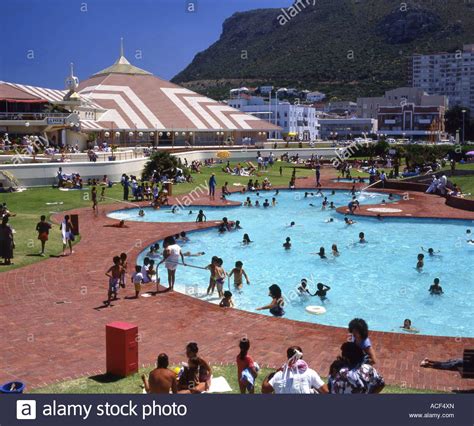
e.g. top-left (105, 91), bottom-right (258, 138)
top-left (236, 338), bottom-right (258, 394)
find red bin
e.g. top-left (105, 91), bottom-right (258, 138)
top-left (105, 321), bottom-right (138, 377)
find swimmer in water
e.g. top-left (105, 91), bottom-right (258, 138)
top-left (288, 221), bottom-right (295, 227)
top-left (388, 193), bottom-right (394, 200)
top-left (235, 220), bottom-right (242, 230)
top-left (325, 218), bottom-right (334, 223)
top-left (332, 244), bottom-right (340, 256)
top-left (416, 253), bottom-right (424, 271)
top-left (263, 199), bottom-right (270, 208)
top-left (272, 197), bottom-right (277, 206)
top-left (359, 232), bottom-right (367, 243)
top-left (138, 209), bottom-right (145, 217)
top-left (189, 210), bottom-right (193, 215)
top-left (274, 189), bottom-right (279, 196)
top-left (297, 279), bottom-right (311, 295)
top-left (183, 251), bottom-right (206, 257)
top-left (429, 278), bottom-right (443, 295)
top-left (242, 234), bottom-right (252, 245)
top-left (171, 206), bottom-right (178, 214)
top-left (311, 247), bottom-right (326, 259)
top-left (400, 319), bottom-right (419, 333)
top-left (255, 200), bottom-right (260, 207)
top-left (283, 237), bottom-right (291, 250)
top-left (421, 247), bottom-right (440, 256)
top-left (344, 217), bottom-right (355, 225)
top-left (315, 283), bottom-right (331, 301)
top-left (331, 190), bottom-right (336, 196)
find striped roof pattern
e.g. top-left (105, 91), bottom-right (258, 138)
top-left (78, 71), bottom-right (280, 132)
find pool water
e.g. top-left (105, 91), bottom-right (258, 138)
top-left (110, 190), bottom-right (474, 337)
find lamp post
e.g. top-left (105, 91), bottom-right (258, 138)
top-left (462, 109), bottom-right (466, 145)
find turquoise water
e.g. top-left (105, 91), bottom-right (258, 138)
top-left (109, 190), bottom-right (474, 337)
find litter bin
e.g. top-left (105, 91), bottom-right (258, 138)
top-left (0, 381), bottom-right (25, 393)
top-left (164, 182), bottom-right (172, 196)
top-left (70, 214), bottom-right (79, 236)
top-left (106, 322), bottom-right (138, 377)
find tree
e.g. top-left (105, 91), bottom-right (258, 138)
top-left (445, 106), bottom-right (473, 141)
top-left (142, 151), bottom-right (189, 181)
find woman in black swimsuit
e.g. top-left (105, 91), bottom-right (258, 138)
top-left (256, 284), bottom-right (285, 317)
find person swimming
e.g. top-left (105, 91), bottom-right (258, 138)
top-left (421, 247), bottom-right (440, 256)
top-left (400, 319), bottom-right (419, 333)
top-left (344, 217), bottom-right (355, 225)
top-left (315, 283), bottom-right (331, 301)
top-left (288, 221), bottom-right (295, 227)
top-left (359, 232), bottom-right (367, 243)
top-left (315, 247), bottom-right (326, 259)
top-left (235, 220), bottom-right (242, 229)
top-left (325, 218), bottom-right (334, 223)
top-left (138, 209), bottom-right (145, 217)
top-left (331, 244), bottom-right (339, 256)
top-left (416, 253), bottom-right (424, 271)
top-left (297, 279), bottom-right (311, 296)
top-left (283, 237), bottom-right (291, 250)
top-left (242, 234), bottom-right (252, 245)
top-left (429, 278), bottom-right (443, 295)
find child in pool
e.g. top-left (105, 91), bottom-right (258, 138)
top-left (206, 256), bottom-right (219, 295)
top-left (196, 210), bottom-right (206, 222)
top-left (332, 244), bottom-right (340, 256)
top-left (297, 279), bottom-right (311, 295)
top-left (359, 232), bottom-right (367, 243)
top-left (416, 253), bottom-right (424, 271)
top-left (283, 237), bottom-right (291, 250)
top-left (242, 234), bottom-right (252, 245)
top-left (421, 247), bottom-right (440, 256)
top-left (429, 278), bottom-right (443, 295)
top-left (312, 247), bottom-right (326, 259)
top-left (344, 217), bottom-right (355, 225)
top-left (219, 290), bottom-right (234, 308)
top-left (400, 319), bottom-right (419, 333)
top-left (272, 197), bottom-right (277, 206)
top-left (138, 209), bottom-right (145, 217)
top-left (325, 218), bottom-right (334, 223)
top-left (234, 220), bottom-right (242, 230)
top-left (315, 283), bottom-right (331, 301)
top-left (215, 258), bottom-right (227, 298)
top-left (229, 261), bottom-right (250, 289)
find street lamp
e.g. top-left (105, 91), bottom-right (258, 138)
top-left (462, 109), bottom-right (467, 145)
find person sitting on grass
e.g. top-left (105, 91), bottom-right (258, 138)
top-left (142, 353), bottom-right (178, 394)
top-left (262, 346), bottom-right (328, 394)
top-left (348, 318), bottom-right (377, 365)
top-left (183, 342), bottom-right (212, 392)
top-left (328, 342), bottom-right (385, 394)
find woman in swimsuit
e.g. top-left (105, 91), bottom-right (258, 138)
top-left (256, 284), bottom-right (285, 317)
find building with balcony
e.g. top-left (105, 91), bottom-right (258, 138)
top-left (227, 95), bottom-right (319, 140)
top-left (377, 103), bottom-right (446, 140)
top-left (411, 44), bottom-right (474, 112)
top-left (357, 87), bottom-right (447, 119)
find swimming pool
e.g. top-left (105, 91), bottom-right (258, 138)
top-left (110, 190), bottom-right (474, 337)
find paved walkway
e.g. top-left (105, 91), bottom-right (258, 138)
top-left (0, 170), bottom-right (473, 392)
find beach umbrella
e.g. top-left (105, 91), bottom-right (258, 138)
top-left (217, 150), bottom-right (231, 159)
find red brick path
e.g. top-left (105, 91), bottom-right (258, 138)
top-left (0, 170), bottom-right (473, 392)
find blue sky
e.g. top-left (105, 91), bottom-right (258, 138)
top-left (0, 0), bottom-right (289, 88)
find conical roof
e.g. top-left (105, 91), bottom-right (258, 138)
top-left (92, 38), bottom-right (152, 76)
top-left (92, 55), bottom-right (152, 77)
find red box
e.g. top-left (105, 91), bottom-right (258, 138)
top-left (105, 322), bottom-right (138, 377)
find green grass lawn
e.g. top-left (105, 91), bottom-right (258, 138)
top-left (0, 162), bottom-right (313, 272)
top-left (29, 364), bottom-right (443, 394)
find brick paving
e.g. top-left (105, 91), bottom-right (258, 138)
top-left (0, 169), bottom-right (473, 392)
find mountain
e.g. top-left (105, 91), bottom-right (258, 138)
top-left (172, 0), bottom-right (474, 101)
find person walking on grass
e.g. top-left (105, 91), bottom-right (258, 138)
top-left (36, 215), bottom-right (52, 256)
top-left (209, 173), bottom-right (216, 199)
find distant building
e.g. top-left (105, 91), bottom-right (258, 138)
top-left (306, 91), bottom-right (326, 103)
top-left (377, 103), bottom-right (445, 140)
top-left (326, 101), bottom-right (357, 115)
top-left (227, 96), bottom-right (319, 140)
top-left (357, 87), bottom-right (447, 119)
top-left (318, 118), bottom-right (377, 139)
top-left (411, 44), bottom-right (474, 112)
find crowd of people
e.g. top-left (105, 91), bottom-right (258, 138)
top-left (141, 318), bottom-right (385, 395)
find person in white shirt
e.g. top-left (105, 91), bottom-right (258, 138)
top-left (262, 346), bottom-right (329, 394)
top-left (426, 175), bottom-right (439, 194)
top-left (158, 236), bottom-right (185, 291)
top-left (131, 265), bottom-right (144, 298)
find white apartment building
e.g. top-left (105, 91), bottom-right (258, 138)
top-left (411, 44), bottom-right (474, 112)
top-left (227, 95), bottom-right (319, 140)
